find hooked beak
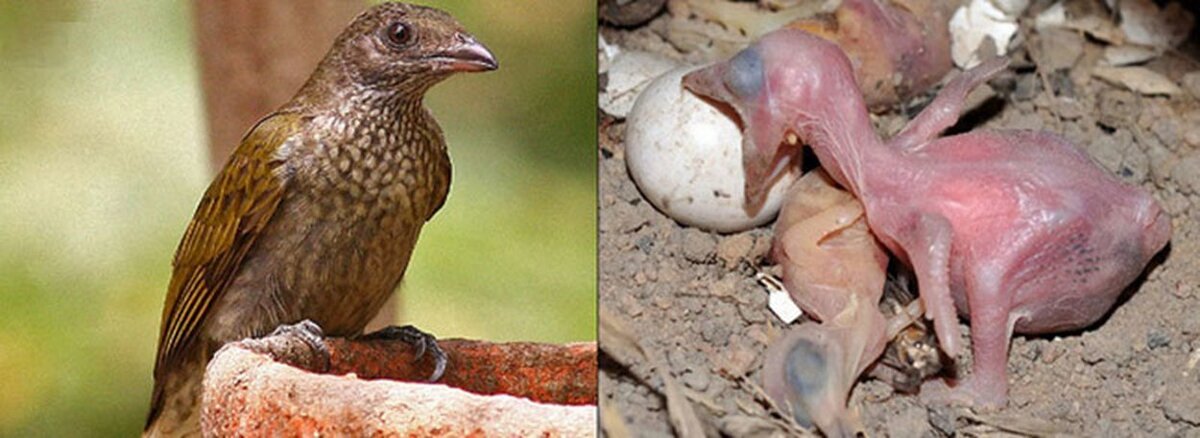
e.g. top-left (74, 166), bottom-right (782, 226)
top-left (432, 33), bottom-right (498, 73)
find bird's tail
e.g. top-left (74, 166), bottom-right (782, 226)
top-left (143, 365), bottom-right (203, 437)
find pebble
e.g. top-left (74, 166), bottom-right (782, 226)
top-left (716, 233), bottom-right (754, 269)
top-left (724, 344), bottom-right (757, 377)
top-left (1146, 142), bottom-right (1178, 188)
top-left (1146, 329), bottom-right (1171, 350)
top-left (1181, 71), bottom-right (1200, 100)
top-left (635, 235), bottom-right (654, 253)
top-left (926, 405), bottom-right (958, 436)
top-left (1170, 151), bottom-right (1200, 195)
top-left (884, 403), bottom-right (933, 438)
top-left (680, 229), bottom-right (716, 263)
top-left (1042, 340), bottom-right (1065, 364)
top-left (1161, 384), bottom-right (1200, 426)
top-left (1121, 145), bottom-right (1150, 183)
top-left (1089, 130), bottom-right (1127, 175)
top-left (1013, 73), bottom-right (1041, 101)
top-left (1054, 97), bottom-right (1084, 120)
top-left (1034, 28), bottom-right (1084, 72)
top-left (1096, 89), bottom-right (1140, 129)
top-left (1151, 117), bottom-right (1180, 148)
top-left (1022, 340), bottom-right (1043, 361)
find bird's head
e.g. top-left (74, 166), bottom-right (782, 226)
top-left (325, 2), bottom-right (498, 94)
top-left (683, 30), bottom-right (859, 215)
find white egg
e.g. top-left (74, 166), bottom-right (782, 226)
top-left (625, 66), bottom-right (797, 233)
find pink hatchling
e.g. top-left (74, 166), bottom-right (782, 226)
top-left (685, 30), bottom-right (1171, 407)
top-left (764, 169), bottom-right (928, 436)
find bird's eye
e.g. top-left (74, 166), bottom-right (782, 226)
top-left (725, 47), bottom-right (764, 99)
top-left (385, 22), bottom-right (414, 47)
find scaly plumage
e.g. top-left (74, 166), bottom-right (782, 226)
top-left (145, 3), bottom-right (496, 436)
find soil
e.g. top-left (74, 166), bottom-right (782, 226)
top-left (598, 2), bottom-right (1200, 436)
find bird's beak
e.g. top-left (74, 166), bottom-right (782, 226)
top-left (433, 33), bottom-right (498, 73)
top-left (681, 64), bottom-right (727, 103)
top-left (684, 63), bottom-right (781, 217)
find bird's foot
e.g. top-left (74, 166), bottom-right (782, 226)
top-left (361, 325), bottom-right (447, 382)
top-left (251, 319), bottom-right (331, 372)
top-left (919, 377), bottom-right (1006, 411)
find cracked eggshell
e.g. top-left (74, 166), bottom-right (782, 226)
top-left (625, 66), bottom-right (797, 233)
top-left (949, 0), bottom-right (1028, 68)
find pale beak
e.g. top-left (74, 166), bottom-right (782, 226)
top-left (434, 33), bottom-right (498, 73)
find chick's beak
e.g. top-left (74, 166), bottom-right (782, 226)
top-left (435, 33), bottom-right (498, 73)
top-left (684, 64), bottom-right (775, 216)
top-left (681, 64), bottom-right (725, 100)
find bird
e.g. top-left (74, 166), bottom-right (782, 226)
top-left (144, 3), bottom-right (497, 436)
top-left (686, 29), bottom-right (1169, 408)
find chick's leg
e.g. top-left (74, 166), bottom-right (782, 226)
top-left (902, 213), bottom-right (962, 357)
top-left (920, 275), bottom-right (1014, 409)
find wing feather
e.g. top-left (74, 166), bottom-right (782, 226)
top-left (152, 114), bottom-right (298, 379)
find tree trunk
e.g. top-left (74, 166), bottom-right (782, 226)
top-left (192, 0), bottom-right (363, 169)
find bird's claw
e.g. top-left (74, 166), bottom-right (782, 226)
top-left (264, 319), bottom-right (331, 372)
top-left (362, 325), bottom-right (447, 382)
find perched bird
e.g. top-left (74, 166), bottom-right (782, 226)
top-left (144, 3), bottom-right (497, 436)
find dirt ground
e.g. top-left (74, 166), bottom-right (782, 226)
top-left (598, 2), bottom-right (1200, 436)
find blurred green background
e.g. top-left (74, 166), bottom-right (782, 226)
top-left (0, 1), bottom-right (595, 436)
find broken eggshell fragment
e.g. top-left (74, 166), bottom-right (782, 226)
top-left (625, 66), bottom-right (797, 233)
top-left (599, 49), bottom-right (682, 118)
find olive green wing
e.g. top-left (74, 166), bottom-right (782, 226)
top-left (152, 114), bottom-right (299, 379)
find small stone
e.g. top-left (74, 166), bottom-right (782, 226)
top-left (1022, 340), bottom-right (1043, 361)
top-left (1041, 340), bottom-right (1065, 364)
top-left (1182, 71), bottom-right (1200, 100)
top-left (635, 235), bottom-right (654, 253)
top-left (1146, 142), bottom-right (1178, 188)
top-left (652, 294), bottom-right (672, 310)
top-left (1054, 98), bottom-right (1084, 121)
top-left (1170, 151), bottom-right (1200, 195)
top-left (885, 403), bottom-right (933, 438)
top-left (1033, 28), bottom-right (1084, 72)
top-left (725, 344), bottom-right (757, 377)
top-left (680, 229), bottom-right (716, 264)
top-left (698, 318), bottom-right (730, 344)
top-left (1096, 89), bottom-right (1140, 130)
top-left (1151, 118), bottom-right (1180, 148)
top-left (716, 233), bottom-right (755, 269)
top-left (1186, 126), bottom-right (1200, 148)
top-left (927, 405), bottom-right (958, 436)
top-left (620, 294), bottom-right (645, 317)
top-left (1013, 73), bottom-right (1040, 101)
top-left (1120, 145), bottom-right (1150, 183)
top-left (708, 276), bottom-right (737, 298)
top-left (1146, 329), bottom-right (1171, 350)
top-left (1161, 383), bottom-right (1200, 426)
top-left (750, 233), bottom-right (774, 263)
top-left (1089, 131), bottom-right (1126, 175)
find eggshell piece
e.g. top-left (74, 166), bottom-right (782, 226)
top-left (600, 50), bottom-right (682, 118)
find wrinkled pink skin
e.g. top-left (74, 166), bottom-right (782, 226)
top-left (763, 170), bottom-right (912, 436)
top-left (773, 170), bottom-right (889, 327)
top-left (686, 30), bottom-right (1172, 408)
